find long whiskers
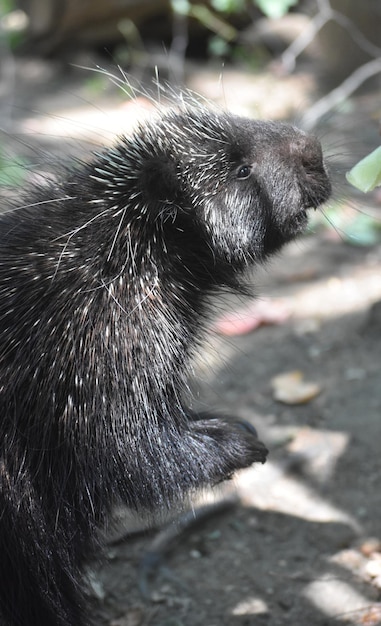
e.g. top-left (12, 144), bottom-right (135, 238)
top-left (2, 196), bottom-right (77, 215)
top-left (52, 206), bottom-right (112, 279)
top-left (318, 206), bottom-right (348, 242)
top-left (100, 276), bottom-right (158, 319)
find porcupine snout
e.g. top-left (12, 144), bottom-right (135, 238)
top-left (288, 131), bottom-right (332, 209)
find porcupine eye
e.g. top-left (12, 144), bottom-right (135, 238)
top-left (236, 164), bottom-right (251, 179)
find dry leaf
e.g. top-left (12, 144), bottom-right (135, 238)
top-left (110, 607), bottom-right (145, 626)
top-left (357, 604), bottom-right (381, 625)
top-left (271, 370), bottom-right (321, 404)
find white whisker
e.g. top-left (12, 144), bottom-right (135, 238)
top-left (100, 274), bottom-right (159, 320)
top-left (107, 206), bottom-right (127, 263)
top-left (52, 207), bottom-right (113, 279)
top-left (3, 196), bottom-right (77, 214)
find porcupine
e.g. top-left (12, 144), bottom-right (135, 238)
top-left (0, 100), bottom-right (331, 625)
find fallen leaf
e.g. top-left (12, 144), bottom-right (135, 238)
top-left (360, 538), bottom-right (381, 558)
top-left (357, 604), bottom-right (381, 625)
top-left (213, 298), bottom-right (290, 336)
top-left (271, 370), bottom-right (321, 404)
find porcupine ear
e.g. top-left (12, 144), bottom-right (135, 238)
top-left (139, 154), bottom-right (180, 206)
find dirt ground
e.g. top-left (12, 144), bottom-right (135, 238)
top-left (1, 51), bottom-right (381, 626)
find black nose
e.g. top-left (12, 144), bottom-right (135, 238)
top-left (288, 133), bottom-right (331, 208)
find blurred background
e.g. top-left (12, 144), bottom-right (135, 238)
top-left (0, 1), bottom-right (380, 121)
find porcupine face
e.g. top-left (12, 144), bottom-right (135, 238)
top-left (151, 107), bottom-right (332, 267)
top-left (95, 105), bottom-right (331, 285)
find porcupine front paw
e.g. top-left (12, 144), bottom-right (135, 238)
top-left (187, 415), bottom-right (268, 486)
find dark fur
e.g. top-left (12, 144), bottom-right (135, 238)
top-left (0, 105), bottom-right (331, 625)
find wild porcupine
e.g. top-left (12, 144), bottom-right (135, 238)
top-left (0, 102), bottom-right (331, 626)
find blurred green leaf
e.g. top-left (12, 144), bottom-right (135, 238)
top-left (0, 149), bottom-right (28, 188)
top-left (190, 4), bottom-right (237, 40)
top-left (346, 146), bottom-right (381, 193)
top-left (342, 213), bottom-right (381, 246)
top-left (254, 0), bottom-right (298, 19)
top-left (208, 34), bottom-right (231, 57)
top-left (308, 203), bottom-right (381, 246)
top-left (210, 0), bottom-right (246, 12)
top-left (0, 0), bottom-right (15, 14)
top-left (171, 0), bottom-right (191, 16)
